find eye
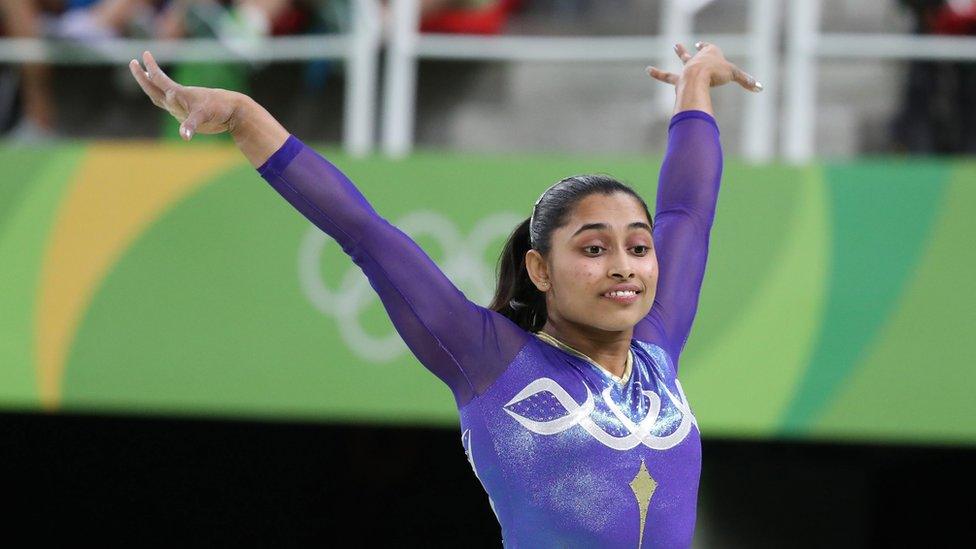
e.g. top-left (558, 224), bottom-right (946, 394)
top-left (584, 245), bottom-right (650, 256)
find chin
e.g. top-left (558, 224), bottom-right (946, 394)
top-left (590, 316), bottom-right (642, 333)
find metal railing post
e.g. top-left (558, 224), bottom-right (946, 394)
top-left (744, 0), bottom-right (779, 163)
top-left (785, 0), bottom-right (820, 164)
top-left (382, 0), bottom-right (421, 158)
top-left (344, 0), bottom-right (382, 157)
top-left (657, 0), bottom-right (695, 117)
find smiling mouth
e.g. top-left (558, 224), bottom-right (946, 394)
top-left (602, 290), bottom-right (642, 299)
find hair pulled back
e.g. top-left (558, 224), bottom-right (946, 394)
top-left (488, 174), bottom-right (653, 332)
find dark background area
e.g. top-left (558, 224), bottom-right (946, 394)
top-left (1, 410), bottom-right (969, 547)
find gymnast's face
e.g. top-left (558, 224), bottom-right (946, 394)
top-left (526, 192), bottom-right (657, 334)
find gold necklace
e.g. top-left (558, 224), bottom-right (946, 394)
top-left (534, 330), bottom-right (633, 385)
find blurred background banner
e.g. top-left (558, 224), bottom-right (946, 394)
top-left (3, 142), bottom-right (973, 445)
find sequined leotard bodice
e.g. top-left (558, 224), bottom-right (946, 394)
top-left (257, 110), bottom-right (722, 547)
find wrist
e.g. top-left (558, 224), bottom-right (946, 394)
top-left (225, 93), bottom-right (291, 169)
top-left (227, 92), bottom-right (255, 139)
top-left (673, 66), bottom-right (714, 117)
top-left (678, 64), bottom-right (712, 85)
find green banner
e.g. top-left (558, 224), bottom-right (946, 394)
top-left (2, 142), bottom-right (973, 445)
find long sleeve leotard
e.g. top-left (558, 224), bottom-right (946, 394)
top-left (256, 109), bottom-right (721, 548)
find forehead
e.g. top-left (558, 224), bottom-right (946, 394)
top-left (567, 192), bottom-right (647, 224)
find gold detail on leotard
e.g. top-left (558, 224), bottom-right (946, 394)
top-left (533, 330), bottom-right (633, 386)
top-left (629, 457), bottom-right (657, 548)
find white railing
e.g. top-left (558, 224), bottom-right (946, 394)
top-left (382, 0), bottom-right (780, 162)
top-left (3, 0), bottom-right (976, 162)
top-left (785, 0), bottom-right (976, 163)
top-left (0, 0), bottom-right (382, 157)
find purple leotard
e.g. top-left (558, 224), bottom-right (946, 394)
top-left (257, 109), bottom-right (721, 547)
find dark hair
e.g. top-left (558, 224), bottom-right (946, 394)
top-left (488, 174), bottom-right (653, 332)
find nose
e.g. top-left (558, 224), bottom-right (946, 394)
top-left (609, 259), bottom-right (636, 280)
top-left (610, 270), bottom-right (635, 280)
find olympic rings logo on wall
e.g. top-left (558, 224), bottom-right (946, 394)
top-left (298, 210), bottom-right (524, 362)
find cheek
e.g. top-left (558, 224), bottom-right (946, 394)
top-left (572, 263), bottom-right (604, 285)
top-left (645, 253), bottom-right (659, 277)
top-left (554, 258), bottom-right (602, 290)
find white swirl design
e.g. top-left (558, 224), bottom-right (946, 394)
top-left (503, 377), bottom-right (697, 451)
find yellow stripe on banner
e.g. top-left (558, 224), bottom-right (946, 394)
top-left (35, 142), bottom-right (241, 409)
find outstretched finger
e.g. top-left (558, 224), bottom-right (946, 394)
top-left (732, 65), bottom-right (763, 92)
top-left (646, 65), bottom-right (679, 85)
top-left (141, 51), bottom-right (179, 91)
top-left (673, 43), bottom-right (693, 64)
top-left (129, 59), bottom-right (165, 106)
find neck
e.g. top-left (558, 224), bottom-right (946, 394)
top-left (540, 318), bottom-right (633, 379)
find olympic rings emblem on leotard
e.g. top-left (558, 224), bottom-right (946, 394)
top-left (502, 376), bottom-right (698, 451)
top-left (298, 210), bottom-right (524, 362)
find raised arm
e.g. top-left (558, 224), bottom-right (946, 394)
top-left (635, 41), bottom-right (762, 368)
top-left (128, 52), bottom-right (529, 408)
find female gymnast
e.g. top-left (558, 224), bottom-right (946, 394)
top-left (129, 41), bottom-right (761, 547)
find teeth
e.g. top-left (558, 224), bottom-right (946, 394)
top-left (606, 290), bottom-right (637, 297)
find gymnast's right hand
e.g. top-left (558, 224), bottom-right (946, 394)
top-left (128, 50), bottom-right (243, 141)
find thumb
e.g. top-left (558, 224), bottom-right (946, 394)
top-left (180, 109), bottom-right (208, 141)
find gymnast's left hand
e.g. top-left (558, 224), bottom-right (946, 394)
top-left (128, 50), bottom-right (244, 141)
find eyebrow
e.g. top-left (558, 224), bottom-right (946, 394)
top-left (572, 222), bottom-right (653, 237)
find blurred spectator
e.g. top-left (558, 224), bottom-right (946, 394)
top-left (0, 1), bottom-right (59, 140)
top-left (156, 0), bottom-right (295, 43)
top-left (378, 0), bottom-right (524, 35)
top-left (152, 1), bottom-right (316, 142)
top-left (891, 0), bottom-right (976, 154)
top-left (0, 0), bottom-right (526, 141)
top-left (48, 0), bottom-right (163, 41)
top-left (0, 1), bottom-right (169, 141)
top-left (0, 0), bottom-right (315, 141)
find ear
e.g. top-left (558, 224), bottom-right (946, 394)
top-left (524, 249), bottom-right (551, 292)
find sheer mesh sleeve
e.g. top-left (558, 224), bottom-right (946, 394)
top-left (634, 110), bottom-right (722, 371)
top-left (256, 136), bottom-right (530, 408)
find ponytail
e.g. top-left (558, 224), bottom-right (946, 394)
top-left (488, 217), bottom-right (548, 332)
